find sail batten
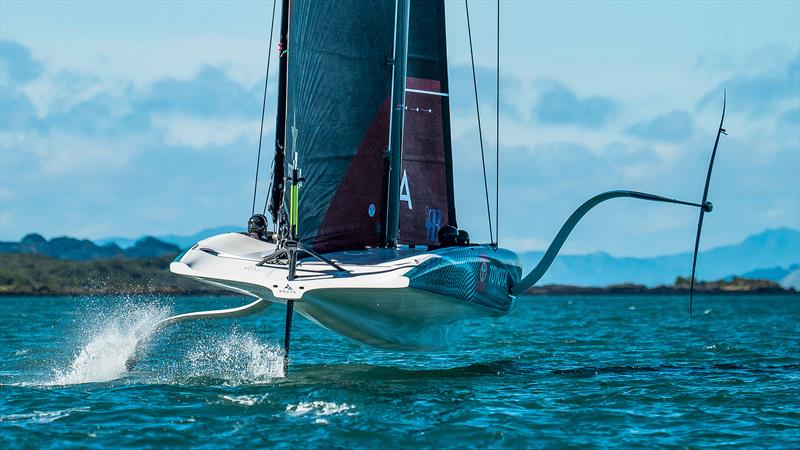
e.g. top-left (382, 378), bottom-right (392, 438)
top-left (406, 88), bottom-right (449, 97)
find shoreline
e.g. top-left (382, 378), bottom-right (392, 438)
top-left (524, 283), bottom-right (796, 296)
top-left (1, 252), bottom-right (796, 297)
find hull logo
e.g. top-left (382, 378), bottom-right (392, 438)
top-left (479, 261), bottom-right (506, 288)
top-left (279, 284), bottom-right (295, 294)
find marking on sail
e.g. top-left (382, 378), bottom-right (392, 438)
top-left (405, 106), bottom-right (432, 114)
top-left (405, 88), bottom-right (449, 97)
top-left (425, 207), bottom-right (441, 241)
top-left (400, 170), bottom-right (412, 210)
top-left (291, 110), bottom-right (299, 159)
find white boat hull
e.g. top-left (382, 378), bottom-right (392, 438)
top-left (171, 233), bottom-right (521, 350)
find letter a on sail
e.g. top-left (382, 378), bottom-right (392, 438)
top-left (400, 170), bottom-right (412, 209)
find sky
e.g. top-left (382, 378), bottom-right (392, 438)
top-left (1, 0), bottom-right (798, 257)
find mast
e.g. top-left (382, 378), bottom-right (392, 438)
top-left (383, 0), bottom-right (411, 247)
top-left (268, 0), bottom-right (291, 225)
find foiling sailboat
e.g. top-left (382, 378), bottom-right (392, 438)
top-left (127, 0), bottom-right (726, 374)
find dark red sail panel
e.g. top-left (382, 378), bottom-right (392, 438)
top-left (315, 99), bottom-right (390, 252)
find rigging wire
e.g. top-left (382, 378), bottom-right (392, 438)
top-left (465, 0), bottom-right (494, 245)
top-left (495, 0), bottom-right (500, 247)
top-left (251, 0), bottom-right (278, 216)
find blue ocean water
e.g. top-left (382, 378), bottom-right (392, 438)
top-left (1, 294), bottom-right (798, 448)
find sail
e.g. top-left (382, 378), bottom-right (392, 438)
top-left (398, 0), bottom-right (457, 245)
top-left (284, 0), bottom-right (395, 252)
top-left (284, 0), bottom-right (456, 252)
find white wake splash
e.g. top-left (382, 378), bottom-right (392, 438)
top-left (285, 401), bottom-right (357, 422)
top-left (185, 331), bottom-right (284, 383)
top-left (49, 303), bottom-right (171, 385)
top-left (221, 394), bottom-right (270, 406)
top-left (36, 303), bottom-right (283, 386)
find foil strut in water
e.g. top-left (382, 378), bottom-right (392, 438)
top-left (125, 298), bottom-right (271, 370)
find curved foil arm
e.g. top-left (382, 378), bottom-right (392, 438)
top-left (510, 190), bottom-right (708, 296)
top-left (125, 298), bottom-right (272, 370)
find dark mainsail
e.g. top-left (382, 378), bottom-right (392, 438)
top-left (283, 0), bottom-right (456, 252)
top-left (283, 0), bottom-right (395, 252)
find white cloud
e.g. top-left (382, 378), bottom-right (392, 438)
top-left (19, 131), bottom-right (140, 176)
top-left (21, 73), bottom-right (119, 118)
top-left (149, 113), bottom-right (262, 150)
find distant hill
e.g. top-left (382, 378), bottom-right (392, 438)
top-left (525, 277), bottom-right (792, 296)
top-left (780, 268), bottom-right (800, 290)
top-left (0, 253), bottom-right (231, 296)
top-left (520, 228), bottom-right (800, 286)
top-left (0, 234), bottom-right (180, 261)
top-left (96, 226), bottom-right (240, 249)
top-left (733, 264), bottom-right (799, 292)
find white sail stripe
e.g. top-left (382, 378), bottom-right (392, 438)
top-left (405, 88), bottom-right (449, 97)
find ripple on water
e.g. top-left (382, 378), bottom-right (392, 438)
top-left (1, 295), bottom-right (798, 448)
top-left (0, 407), bottom-right (90, 425)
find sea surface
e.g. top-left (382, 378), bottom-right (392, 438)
top-left (1, 294), bottom-right (798, 448)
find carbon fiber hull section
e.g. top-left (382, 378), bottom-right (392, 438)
top-left (406, 246), bottom-right (521, 313)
